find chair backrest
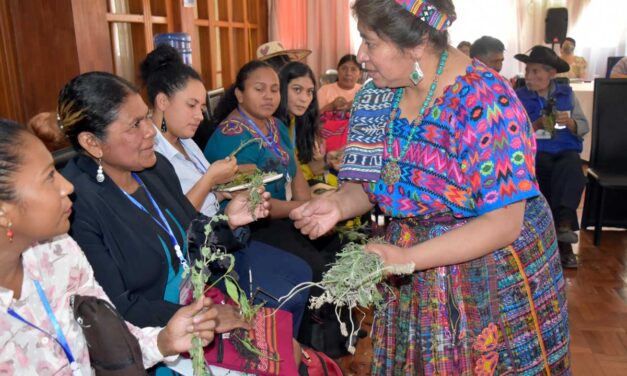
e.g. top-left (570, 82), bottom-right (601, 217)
top-left (52, 146), bottom-right (78, 170)
top-left (606, 56), bottom-right (624, 78)
top-left (589, 78), bottom-right (627, 173)
top-left (207, 87), bottom-right (225, 118)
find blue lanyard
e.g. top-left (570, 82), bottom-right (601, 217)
top-left (120, 173), bottom-right (189, 270)
top-left (7, 281), bottom-right (81, 375)
top-left (237, 108), bottom-right (288, 166)
top-left (180, 140), bottom-right (208, 175)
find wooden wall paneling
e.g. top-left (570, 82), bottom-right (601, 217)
top-left (0, 0), bottom-right (25, 122)
top-left (226, 0), bottom-right (235, 84)
top-left (141, 0), bottom-right (154, 51)
top-left (9, 0), bottom-right (81, 122)
top-left (71, 0), bottom-right (114, 73)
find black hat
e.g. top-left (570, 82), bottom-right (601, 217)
top-left (514, 46), bottom-right (570, 73)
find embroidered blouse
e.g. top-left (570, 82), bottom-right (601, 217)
top-left (204, 117), bottom-right (297, 201)
top-left (0, 235), bottom-right (174, 375)
top-left (342, 61), bottom-right (540, 218)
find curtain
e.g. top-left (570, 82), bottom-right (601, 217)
top-left (268, 0), bottom-right (351, 79)
top-left (448, 0), bottom-right (626, 79)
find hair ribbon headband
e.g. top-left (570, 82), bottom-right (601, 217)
top-left (395, 0), bottom-right (456, 31)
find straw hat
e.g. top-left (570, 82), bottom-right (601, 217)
top-left (256, 41), bottom-right (311, 62)
top-left (514, 46), bottom-right (570, 73)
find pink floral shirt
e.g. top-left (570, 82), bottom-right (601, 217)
top-left (0, 235), bottom-right (175, 375)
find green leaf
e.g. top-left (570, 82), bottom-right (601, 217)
top-left (224, 277), bottom-right (240, 305)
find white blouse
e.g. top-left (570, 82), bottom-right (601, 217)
top-left (0, 235), bottom-right (174, 375)
top-left (153, 129), bottom-right (220, 217)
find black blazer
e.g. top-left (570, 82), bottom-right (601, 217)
top-left (62, 153), bottom-right (239, 327)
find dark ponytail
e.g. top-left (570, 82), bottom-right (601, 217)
top-left (140, 44), bottom-right (202, 105)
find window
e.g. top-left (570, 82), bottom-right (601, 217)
top-left (193, 0), bottom-right (267, 89)
top-left (107, 0), bottom-right (174, 84)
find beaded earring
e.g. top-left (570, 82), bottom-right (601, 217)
top-left (6, 221), bottom-right (13, 242)
top-left (96, 158), bottom-right (105, 183)
top-left (410, 61), bottom-right (424, 85)
top-left (161, 117), bottom-right (167, 132)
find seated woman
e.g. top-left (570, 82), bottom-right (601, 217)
top-left (515, 46), bottom-right (589, 269)
top-left (139, 44), bottom-right (311, 334)
top-left (203, 61), bottom-right (342, 347)
top-left (0, 119), bottom-right (217, 374)
top-left (317, 54), bottom-right (363, 153)
top-left (275, 61), bottom-right (336, 188)
top-left (57, 72), bottom-right (275, 374)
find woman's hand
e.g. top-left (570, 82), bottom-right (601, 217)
top-left (207, 157), bottom-right (238, 185)
top-left (312, 138), bottom-right (326, 162)
top-left (289, 197), bottom-right (342, 239)
top-left (332, 96), bottom-right (350, 111)
top-left (224, 187), bottom-right (271, 228)
top-left (213, 304), bottom-right (251, 333)
top-left (364, 243), bottom-right (412, 268)
top-left (156, 296), bottom-right (218, 356)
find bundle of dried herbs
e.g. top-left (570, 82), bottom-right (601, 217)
top-left (184, 214), bottom-right (274, 375)
top-left (274, 240), bottom-right (414, 353)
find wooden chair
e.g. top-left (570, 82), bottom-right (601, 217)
top-left (581, 79), bottom-right (627, 245)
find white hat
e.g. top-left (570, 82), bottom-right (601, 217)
top-left (256, 41), bottom-right (311, 61)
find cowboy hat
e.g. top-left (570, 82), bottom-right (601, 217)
top-left (256, 41), bottom-right (311, 62)
top-left (514, 45), bottom-right (570, 73)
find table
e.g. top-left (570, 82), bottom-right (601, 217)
top-left (571, 81), bottom-right (594, 161)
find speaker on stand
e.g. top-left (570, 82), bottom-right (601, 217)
top-left (545, 7), bottom-right (568, 50)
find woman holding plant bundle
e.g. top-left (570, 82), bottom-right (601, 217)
top-left (139, 45), bottom-right (312, 335)
top-left (0, 118), bottom-right (218, 374)
top-left (291, 0), bottom-right (570, 374)
top-left (205, 61), bottom-right (347, 350)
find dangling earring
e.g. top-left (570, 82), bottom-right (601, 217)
top-left (6, 221), bottom-right (13, 243)
top-left (96, 158), bottom-right (105, 183)
top-left (410, 61), bottom-right (424, 85)
top-left (161, 117), bottom-right (167, 132)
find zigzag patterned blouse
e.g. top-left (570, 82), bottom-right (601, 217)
top-left (353, 61), bottom-right (541, 218)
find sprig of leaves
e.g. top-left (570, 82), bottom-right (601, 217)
top-left (184, 214), bottom-right (272, 375)
top-left (246, 170), bottom-right (265, 220)
top-left (229, 138), bottom-right (263, 158)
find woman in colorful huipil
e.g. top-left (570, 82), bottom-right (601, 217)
top-left (291, 0), bottom-right (570, 374)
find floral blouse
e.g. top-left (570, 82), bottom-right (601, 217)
top-left (0, 235), bottom-right (174, 375)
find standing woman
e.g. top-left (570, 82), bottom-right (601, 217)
top-left (291, 0), bottom-right (570, 374)
top-left (318, 54), bottom-right (363, 153)
top-left (275, 61), bottom-right (331, 185)
top-left (0, 119), bottom-right (217, 374)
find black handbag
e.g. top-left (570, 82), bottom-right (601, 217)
top-left (71, 294), bottom-right (147, 375)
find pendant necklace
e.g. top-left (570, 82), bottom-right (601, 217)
top-left (381, 49), bottom-right (448, 185)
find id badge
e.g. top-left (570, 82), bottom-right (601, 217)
top-left (285, 172), bottom-right (293, 201)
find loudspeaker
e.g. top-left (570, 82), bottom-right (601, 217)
top-left (545, 8), bottom-right (568, 44)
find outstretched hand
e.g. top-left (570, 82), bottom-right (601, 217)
top-left (289, 197), bottom-right (341, 239)
top-left (364, 242), bottom-right (412, 268)
top-left (225, 187), bottom-right (271, 228)
top-left (157, 296), bottom-right (218, 356)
